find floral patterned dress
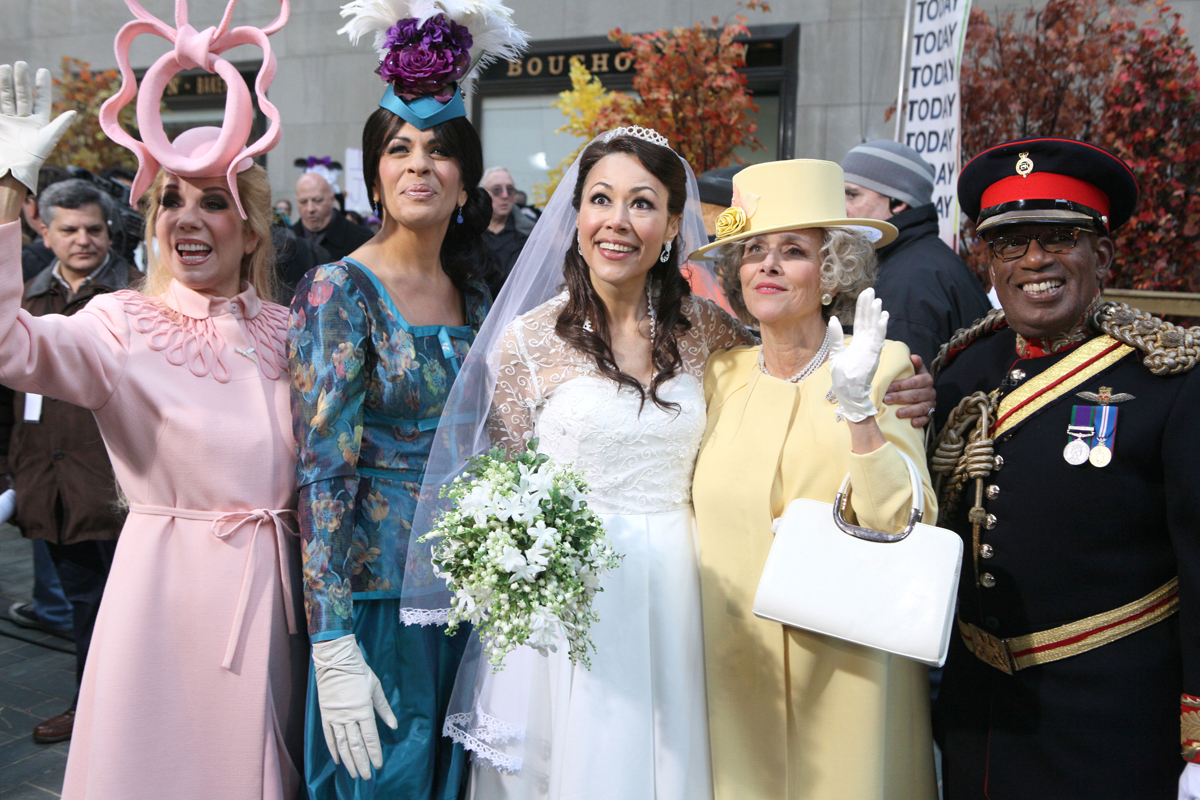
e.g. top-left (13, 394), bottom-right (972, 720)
top-left (289, 258), bottom-right (490, 800)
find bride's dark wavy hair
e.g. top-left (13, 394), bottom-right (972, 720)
top-left (555, 135), bottom-right (693, 412)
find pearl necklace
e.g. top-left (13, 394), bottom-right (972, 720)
top-left (758, 330), bottom-right (831, 383)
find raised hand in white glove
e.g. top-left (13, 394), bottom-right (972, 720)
top-left (827, 287), bottom-right (889, 423)
top-left (0, 62), bottom-right (76, 195)
top-left (311, 634), bottom-right (398, 779)
top-left (1180, 762), bottom-right (1200, 800)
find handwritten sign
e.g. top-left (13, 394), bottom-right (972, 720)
top-left (903, 0), bottom-right (972, 248)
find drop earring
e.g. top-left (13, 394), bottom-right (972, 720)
top-left (455, 206), bottom-right (464, 224)
top-left (659, 240), bottom-right (672, 263)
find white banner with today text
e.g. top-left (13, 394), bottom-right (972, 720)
top-left (903, 0), bottom-right (973, 249)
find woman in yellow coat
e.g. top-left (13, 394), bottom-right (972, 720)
top-left (689, 160), bottom-right (938, 800)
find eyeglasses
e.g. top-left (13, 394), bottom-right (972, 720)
top-left (987, 228), bottom-right (1088, 261)
top-left (486, 185), bottom-right (517, 197)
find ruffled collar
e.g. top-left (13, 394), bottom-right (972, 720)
top-left (1013, 293), bottom-right (1101, 359)
top-left (116, 281), bottom-right (288, 382)
top-left (163, 279), bottom-right (263, 321)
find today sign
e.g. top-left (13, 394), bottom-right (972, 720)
top-left (903, 0), bottom-right (973, 248)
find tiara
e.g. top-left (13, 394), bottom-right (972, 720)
top-left (604, 126), bottom-right (670, 149)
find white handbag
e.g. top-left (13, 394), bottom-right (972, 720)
top-left (752, 452), bottom-right (963, 666)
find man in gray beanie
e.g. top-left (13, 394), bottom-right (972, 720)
top-left (842, 140), bottom-right (991, 367)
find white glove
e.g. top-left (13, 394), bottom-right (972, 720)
top-left (827, 287), bottom-right (889, 423)
top-left (1180, 762), bottom-right (1200, 800)
top-left (311, 635), bottom-right (398, 779)
top-left (0, 62), bottom-right (76, 195)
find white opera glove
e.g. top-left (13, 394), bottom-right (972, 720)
top-left (1180, 762), bottom-right (1200, 800)
top-left (0, 62), bottom-right (75, 195)
top-left (311, 634), bottom-right (398, 780)
top-left (827, 287), bottom-right (889, 423)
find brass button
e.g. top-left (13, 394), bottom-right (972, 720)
top-left (980, 543), bottom-right (995, 559)
top-left (980, 572), bottom-right (997, 588)
top-left (985, 514), bottom-right (997, 530)
top-left (1009, 368), bottom-right (1026, 381)
top-left (994, 455), bottom-right (1004, 470)
top-left (986, 484), bottom-right (1000, 499)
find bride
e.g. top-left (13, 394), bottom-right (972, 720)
top-left (399, 128), bottom-right (933, 799)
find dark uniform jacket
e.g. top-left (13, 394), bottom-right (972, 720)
top-left (932, 324), bottom-right (1200, 798)
top-left (291, 214), bottom-right (373, 263)
top-left (875, 204), bottom-right (992, 368)
top-left (0, 256), bottom-right (133, 544)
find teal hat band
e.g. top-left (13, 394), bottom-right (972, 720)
top-left (379, 84), bottom-right (467, 130)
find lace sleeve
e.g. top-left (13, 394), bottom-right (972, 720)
top-left (685, 295), bottom-right (757, 370)
top-left (488, 321), bottom-right (540, 457)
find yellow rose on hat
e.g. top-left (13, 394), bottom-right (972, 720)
top-left (715, 206), bottom-right (747, 239)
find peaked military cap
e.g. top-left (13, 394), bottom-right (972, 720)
top-left (958, 138), bottom-right (1139, 234)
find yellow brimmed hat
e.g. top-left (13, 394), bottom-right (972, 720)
top-left (689, 159), bottom-right (898, 260)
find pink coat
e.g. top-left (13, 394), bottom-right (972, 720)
top-left (0, 220), bottom-right (306, 799)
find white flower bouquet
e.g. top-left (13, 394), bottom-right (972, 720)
top-left (423, 439), bottom-right (620, 670)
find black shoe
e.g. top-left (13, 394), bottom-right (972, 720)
top-left (6, 602), bottom-right (73, 640)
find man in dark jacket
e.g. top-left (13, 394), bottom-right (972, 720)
top-left (842, 140), bottom-right (992, 367)
top-left (292, 173), bottom-right (372, 262)
top-left (481, 167), bottom-right (528, 280)
top-left (1, 179), bottom-right (131, 744)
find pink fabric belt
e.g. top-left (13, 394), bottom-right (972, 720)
top-left (129, 504), bottom-right (299, 670)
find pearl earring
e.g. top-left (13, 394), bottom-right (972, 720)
top-left (821, 293), bottom-right (833, 306)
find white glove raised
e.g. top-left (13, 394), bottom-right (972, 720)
top-left (311, 634), bottom-right (398, 780)
top-left (1180, 762), bottom-right (1200, 800)
top-left (0, 62), bottom-right (76, 195)
top-left (827, 287), bottom-right (889, 423)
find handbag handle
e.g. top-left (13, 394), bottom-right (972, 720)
top-left (832, 450), bottom-right (925, 543)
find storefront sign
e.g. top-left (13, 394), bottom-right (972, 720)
top-left (484, 49), bottom-right (636, 81)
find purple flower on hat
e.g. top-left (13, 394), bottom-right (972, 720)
top-left (378, 14), bottom-right (473, 101)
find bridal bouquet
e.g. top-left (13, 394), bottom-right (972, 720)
top-left (423, 440), bottom-right (620, 670)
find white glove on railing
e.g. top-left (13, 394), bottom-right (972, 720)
top-left (1180, 762), bottom-right (1200, 800)
top-left (827, 288), bottom-right (889, 423)
top-left (0, 62), bottom-right (75, 195)
top-left (311, 634), bottom-right (398, 779)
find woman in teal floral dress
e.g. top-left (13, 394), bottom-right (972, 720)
top-left (289, 105), bottom-right (495, 798)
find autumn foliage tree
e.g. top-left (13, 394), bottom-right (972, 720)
top-left (48, 57), bottom-right (138, 174)
top-left (535, 2), bottom-right (767, 202)
top-left (605, 1), bottom-right (767, 173)
top-left (960, 0), bottom-right (1200, 291)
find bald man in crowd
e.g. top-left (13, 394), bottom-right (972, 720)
top-left (292, 172), bottom-right (372, 263)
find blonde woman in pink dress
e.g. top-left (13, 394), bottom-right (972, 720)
top-left (0, 49), bottom-right (306, 800)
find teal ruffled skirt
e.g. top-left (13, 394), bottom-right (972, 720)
top-left (304, 599), bottom-right (471, 800)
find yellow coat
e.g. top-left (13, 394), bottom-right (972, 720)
top-left (692, 342), bottom-right (938, 800)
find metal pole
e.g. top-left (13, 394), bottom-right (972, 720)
top-left (893, 0), bottom-right (915, 142)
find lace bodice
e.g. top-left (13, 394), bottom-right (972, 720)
top-left (490, 293), bottom-right (753, 514)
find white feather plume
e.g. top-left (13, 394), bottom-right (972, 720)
top-left (338, 0), bottom-right (528, 92)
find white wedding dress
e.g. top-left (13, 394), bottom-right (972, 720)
top-left (452, 292), bottom-right (751, 800)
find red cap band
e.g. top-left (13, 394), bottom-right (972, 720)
top-left (980, 172), bottom-right (1111, 217)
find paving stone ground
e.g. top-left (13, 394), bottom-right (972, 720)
top-left (0, 524), bottom-right (73, 798)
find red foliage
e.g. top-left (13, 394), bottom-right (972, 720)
top-left (959, 0), bottom-right (1200, 291)
top-left (604, 3), bottom-right (767, 173)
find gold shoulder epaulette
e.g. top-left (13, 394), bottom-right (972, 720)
top-left (931, 307), bottom-right (1008, 377)
top-left (1090, 302), bottom-right (1199, 376)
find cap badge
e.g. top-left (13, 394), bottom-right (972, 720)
top-left (1016, 152), bottom-right (1034, 178)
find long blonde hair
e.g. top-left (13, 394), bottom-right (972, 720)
top-left (139, 166), bottom-right (278, 301)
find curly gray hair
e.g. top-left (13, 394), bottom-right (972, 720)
top-left (713, 228), bottom-right (878, 326)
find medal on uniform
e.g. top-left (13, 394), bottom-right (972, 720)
top-left (1064, 405), bottom-right (1094, 466)
top-left (1089, 404), bottom-right (1118, 468)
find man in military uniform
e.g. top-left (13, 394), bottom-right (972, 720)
top-left (930, 138), bottom-right (1200, 798)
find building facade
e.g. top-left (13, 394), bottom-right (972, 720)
top-left (4, 0), bottom-right (1197, 210)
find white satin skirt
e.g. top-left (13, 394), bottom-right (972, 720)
top-left (463, 507), bottom-right (713, 800)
